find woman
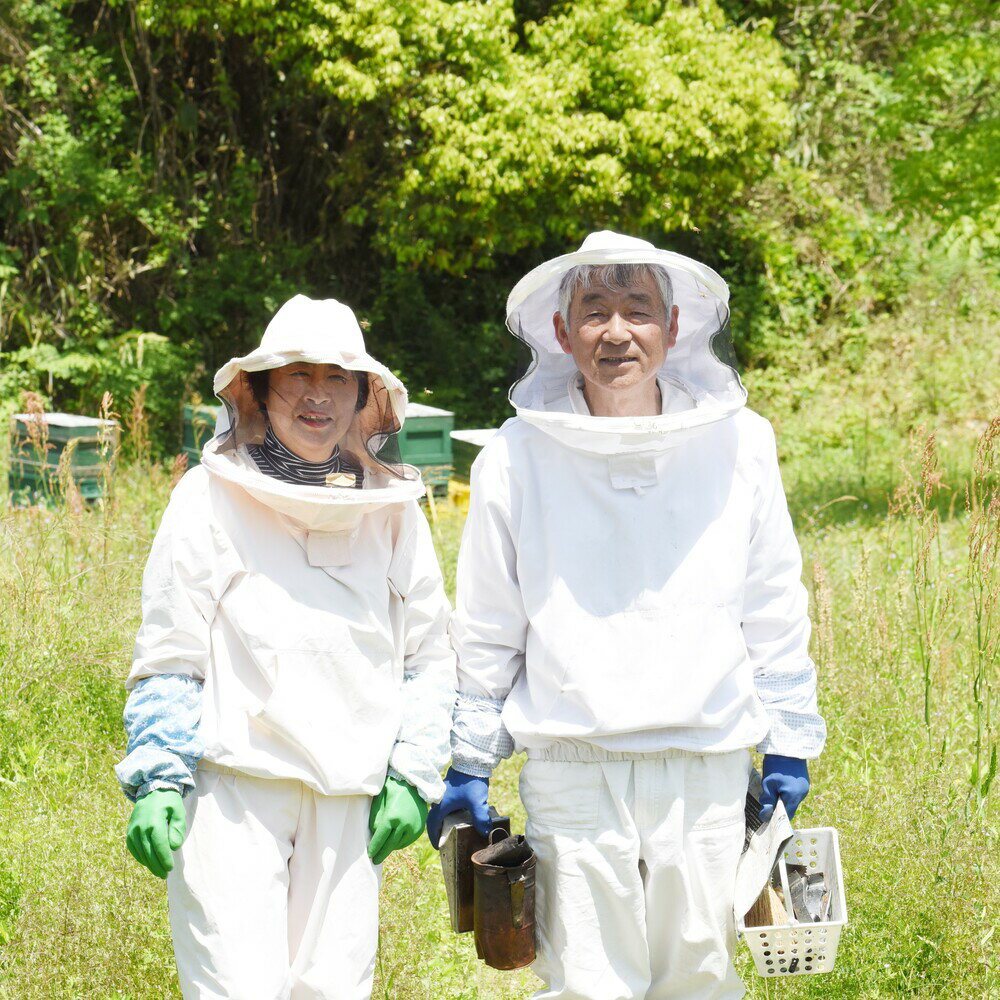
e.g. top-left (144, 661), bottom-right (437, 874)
top-left (115, 295), bottom-right (456, 999)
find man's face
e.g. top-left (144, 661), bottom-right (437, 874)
top-left (266, 362), bottom-right (360, 462)
top-left (553, 272), bottom-right (679, 398)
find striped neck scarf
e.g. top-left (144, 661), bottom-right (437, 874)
top-left (248, 425), bottom-right (364, 489)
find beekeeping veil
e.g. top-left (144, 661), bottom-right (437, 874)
top-left (203, 295), bottom-right (424, 534)
top-left (506, 231), bottom-right (746, 456)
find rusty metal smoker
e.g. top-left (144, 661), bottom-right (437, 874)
top-left (470, 831), bottom-right (536, 970)
top-left (439, 808), bottom-right (511, 933)
top-left (439, 811), bottom-right (536, 970)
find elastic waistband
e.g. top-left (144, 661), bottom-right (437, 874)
top-left (526, 740), bottom-right (749, 764)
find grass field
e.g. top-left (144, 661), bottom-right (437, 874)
top-left (0, 275), bottom-right (997, 998)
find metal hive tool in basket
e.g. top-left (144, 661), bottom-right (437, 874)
top-left (738, 827), bottom-right (848, 977)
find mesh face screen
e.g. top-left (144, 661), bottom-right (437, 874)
top-left (220, 367), bottom-right (417, 486)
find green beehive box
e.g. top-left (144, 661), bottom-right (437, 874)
top-left (182, 403), bottom-right (223, 466)
top-left (450, 428), bottom-right (499, 484)
top-left (397, 403), bottom-right (454, 491)
top-left (8, 412), bottom-right (120, 504)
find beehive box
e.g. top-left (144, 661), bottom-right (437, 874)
top-left (398, 403), bottom-right (454, 491)
top-left (8, 412), bottom-right (120, 504)
top-left (450, 428), bottom-right (499, 484)
top-left (182, 403), bottom-right (223, 467)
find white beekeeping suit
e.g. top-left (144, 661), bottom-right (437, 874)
top-left (448, 232), bottom-right (825, 1000)
top-left (117, 295), bottom-right (456, 999)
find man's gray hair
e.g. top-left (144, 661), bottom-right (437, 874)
top-left (558, 263), bottom-right (674, 326)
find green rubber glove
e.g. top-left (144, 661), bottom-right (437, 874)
top-left (126, 789), bottom-right (187, 879)
top-left (368, 776), bottom-right (428, 865)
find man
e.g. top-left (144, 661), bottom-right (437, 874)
top-left (428, 231), bottom-right (825, 1000)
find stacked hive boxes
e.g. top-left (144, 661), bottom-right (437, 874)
top-left (8, 412), bottom-right (119, 504)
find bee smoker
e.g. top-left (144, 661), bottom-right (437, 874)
top-left (438, 808), bottom-right (510, 933)
top-left (470, 830), bottom-right (536, 971)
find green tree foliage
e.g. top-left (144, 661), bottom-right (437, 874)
top-left (701, 0), bottom-right (998, 364)
top-left (0, 0), bottom-right (994, 439)
top-left (127, 0), bottom-right (794, 270)
top-left (2, 0), bottom-right (797, 435)
top-left (0, 1), bottom-right (195, 423)
top-left (889, 25), bottom-right (999, 260)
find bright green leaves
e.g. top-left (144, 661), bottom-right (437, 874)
top-left (127, 0), bottom-right (793, 273)
top-left (7, 0), bottom-right (989, 436)
top-left (888, 29), bottom-right (1000, 258)
top-left (361, 0), bottom-right (794, 271)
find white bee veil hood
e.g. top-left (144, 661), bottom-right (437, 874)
top-left (506, 231), bottom-right (746, 455)
top-left (204, 295), bottom-right (425, 533)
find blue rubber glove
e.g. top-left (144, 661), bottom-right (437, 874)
top-left (426, 767), bottom-right (491, 849)
top-left (759, 754), bottom-right (810, 822)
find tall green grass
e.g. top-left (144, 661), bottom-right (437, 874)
top-left (0, 283), bottom-right (997, 997)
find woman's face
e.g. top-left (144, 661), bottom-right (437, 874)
top-left (265, 362), bottom-right (360, 462)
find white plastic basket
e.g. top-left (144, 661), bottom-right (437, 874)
top-left (737, 827), bottom-right (848, 977)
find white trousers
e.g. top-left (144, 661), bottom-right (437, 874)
top-left (520, 745), bottom-right (751, 1000)
top-left (166, 764), bottom-right (379, 1000)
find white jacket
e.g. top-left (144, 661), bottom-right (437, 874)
top-left (124, 297), bottom-right (456, 801)
top-left (450, 232), bottom-right (825, 774)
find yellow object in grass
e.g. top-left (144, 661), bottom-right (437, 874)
top-left (448, 480), bottom-right (471, 514)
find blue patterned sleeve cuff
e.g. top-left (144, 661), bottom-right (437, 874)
top-left (385, 661), bottom-right (456, 803)
top-left (450, 693), bottom-right (514, 778)
top-left (756, 707), bottom-right (827, 759)
top-left (754, 663), bottom-right (827, 759)
top-left (115, 673), bottom-right (204, 801)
